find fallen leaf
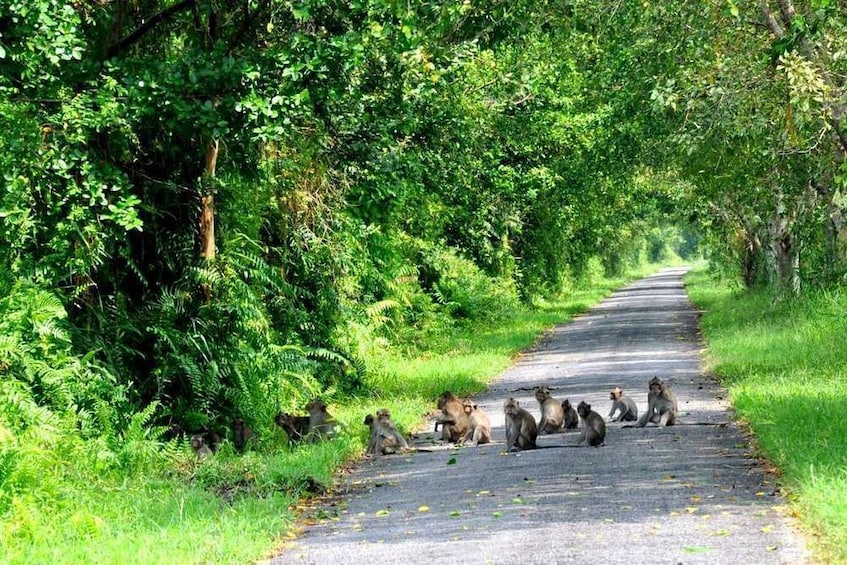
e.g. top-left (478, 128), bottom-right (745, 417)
top-left (760, 525), bottom-right (773, 533)
top-left (492, 512), bottom-right (502, 518)
top-left (686, 507), bottom-right (699, 514)
top-left (603, 518), bottom-right (614, 523)
top-left (711, 529), bottom-right (731, 537)
top-left (477, 490), bottom-right (490, 496)
top-left (418, 506), bottom-right (430, 513)
top-left (767, 545), bottom-right (779, 551)
top-left (511, 498), bottom-right (524, 504)
top-left (683, 546), bottom-right (712, 554)
top-left (449, 511), bottom-right (461, 517)
top-left (375, 510), bottom-right (390, 517)
top-left (447, 457), bottom-right (457, 465)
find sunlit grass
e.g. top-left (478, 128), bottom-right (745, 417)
top-left (685, 268), bottom-right (847, 562)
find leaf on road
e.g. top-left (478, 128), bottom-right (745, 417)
top-left (511, 498), bottom-right (524, 504)
top-left (710, 529), bottom-right (731, 537)
top-left (449, 511), bottom-right (461, 517)
top-left (476, 490), bottom-right (490, 496)
top-left (447, 457), bottom-right (457, 465)
top-left (375, 509), bottom-right (390, 517)
top-left (492, 512), bottom-right (502, 518)
top-left (760, 525), bottom-right (773, 533)
top-left (683, 546), bottom-right (712, 554)
top-left (418, 506), bottom-right (430, 512)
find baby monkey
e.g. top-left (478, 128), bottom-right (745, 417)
top-left (461, 399), bottom-right (492, 446)
top-left (607, 387), bottom-right (638, 422)
top-left (561, 398), bottom-right (579, 430)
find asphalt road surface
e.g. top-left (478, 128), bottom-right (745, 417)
top-left (273, 267), bottom-right (809, 565)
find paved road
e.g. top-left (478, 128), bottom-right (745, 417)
top-left (273, 267), bottom-right (809, 564)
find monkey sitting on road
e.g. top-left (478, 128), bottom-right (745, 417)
top-left (365, 409), bottom-right (410, 456)
top-left (535, 386), bottom-right (565, 434)
top-left (434, 391), bottom-right (469, 443)
top-left (504, 397), bottom-right (537, 452)
top-left (634, 377), bottom-right (678, 427)
top-left (607, 387), bottom-right (638, 422)
top-left (561, 399), bottom-right (579, 430)
top-left (574, 401), bottom-right (606, 447)
top-left (461, 400), bottom-right (492, 446)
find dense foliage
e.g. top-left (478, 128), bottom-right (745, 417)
top-left (1, 0), bottom-right (845, 560)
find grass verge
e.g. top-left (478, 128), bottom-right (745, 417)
top-left (684, 268), bottom-right (847, 563)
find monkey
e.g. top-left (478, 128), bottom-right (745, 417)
top-left (534, 386), bottom-right (565, 434)
top-left (274, 411), bottom-right (310, 443)
top-left (231, 418), bottom-right (255, 452)
top-left (607, 387), bottom-right (638, 422)
top-left (191, 434), bottom-right (213, 458)
top-left (635, 376), bottom-right (678, 427)
top-left (306, 398), bottom-right (336, 441)
top-left (503, 397), bottom-right (538, 452)
top-left (461, 399), bottom-right (492, 446)
top-left (561, 399), bottom-right (579, 430)
top-left (574, 401), bottom-right (606, 447)
top-left (434, 391), bottom-right (469, 443)
top-left (365, 409), bottom-right (409, 456)
top-left (202, 429), bottom-right (223, 452)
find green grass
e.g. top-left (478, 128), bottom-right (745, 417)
top-left (0, 261), bottom-right (669, 564)
top-left (685, 268), bottom-right (847, 562)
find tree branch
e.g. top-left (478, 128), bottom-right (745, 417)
top-left (106, 0), bottom-right (195, 59)
top-left (759, 1), bottom-right (784, 38)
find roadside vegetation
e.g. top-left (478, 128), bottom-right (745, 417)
top-left (0, 259), bottom-right (670, 564)
top-left (686, 268), bottom-right (847, 563)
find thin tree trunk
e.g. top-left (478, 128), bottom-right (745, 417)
top-left (200, 139), bottom-right (218, 260)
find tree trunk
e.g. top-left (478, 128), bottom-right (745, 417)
top-left (767, 202), bottom-right (800, 298)
top-left (741, 228), bottom-right (765, 288)
top-left (200, 139), bottom-right (218, 260)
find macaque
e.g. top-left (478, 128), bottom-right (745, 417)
top-left (635, 377), bottom-right (678, 427)
top-left (434, 391), bottom-right (469, 443)
top-left (607, 387), bottom-right (638, 422)
top-left (561, 399), bottom-right (579, 430)
top-left (306, 398), bottom-right (336, 441)
top-left (191, 434), bottom-right (213, 458)
top-left (461, 400), bottom-right (492, 446)
top-left (274, 412), bottom-right (310, 443)
top-left (202, 428), bottom-right (223, 452)
top-left (535, 386), bottom-right (565, 434)
top-left (503, 397), bottom-right (537, 452)
top-left (365, 408), bottom-right (409, 456)
top-left (231, 418), bottom-right (255, 452)
top-left (574, 402), bottom-right (606, 447)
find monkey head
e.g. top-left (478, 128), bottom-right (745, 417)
top-left (576, 401), bottom-right (592, 418)
top-left (610, 387), bottom-right (623, 400)
top-left (437, 391), bottom-right (457, 409)
top-left (534, 386), bottom-right (551, 402)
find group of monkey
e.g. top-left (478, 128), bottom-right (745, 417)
top-left (365, 376), bottom-right (679, 456)
top-left (189, 398), bottom-right (337, 457)
top-left (191, 376), bottom-right (679, 458)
